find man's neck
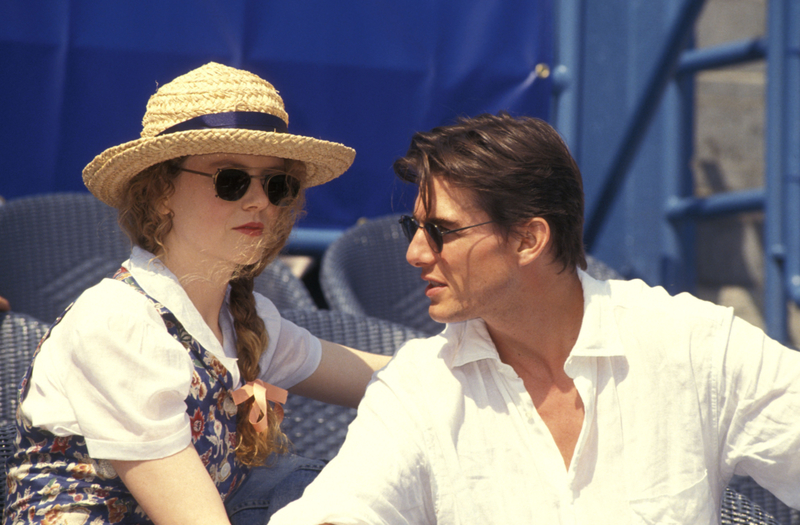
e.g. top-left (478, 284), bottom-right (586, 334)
top-left (485, 266), bottom-right (585, 377)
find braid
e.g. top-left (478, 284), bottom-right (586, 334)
top-left (230, 277), bottom-right (289, 465)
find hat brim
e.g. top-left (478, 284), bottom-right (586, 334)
top-left (83, 128), bottom-right (356, 208)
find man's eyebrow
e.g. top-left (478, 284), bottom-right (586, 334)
top-left (426, 216), bottom-right (459, 230)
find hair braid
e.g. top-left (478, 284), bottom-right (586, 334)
top-left (229, 276), bottom-right (289, 465)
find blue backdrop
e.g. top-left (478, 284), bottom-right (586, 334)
top-left (0, 1), bottom-right (553, 229)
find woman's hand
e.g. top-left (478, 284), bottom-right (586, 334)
top-left (110, 445), bottom-right (231, 525)
top-left (289, 341), bottom-right (391, 408)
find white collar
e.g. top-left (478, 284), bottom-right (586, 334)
top-left (443, 269), bottom-right (626, 370)
top-left (124, 246), bottom-right (240, 379)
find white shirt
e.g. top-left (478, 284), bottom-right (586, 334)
top-left (20, 246), bottom-right (321, 461)
top-left (270, 271), bottom-right (800, 524)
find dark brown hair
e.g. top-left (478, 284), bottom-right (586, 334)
top-left (118, 158), bottom-right (306, 465)
top-left (394, 112), bottom-right (586, 272)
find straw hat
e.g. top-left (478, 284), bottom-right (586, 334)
top-left (83, 62), bottom-right (356, 208)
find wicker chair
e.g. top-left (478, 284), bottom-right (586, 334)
top-left (0, 311), bottom-right (49, 510)
top-left (320, 214), bottom-right (622, 336)
top-left (279, 309), bottom-right (426, 461)
top-left (0, 311), bottom-right (49, 426)
top-left (0, 310), bottom-right (794, 523)
top-left (724, 476), bottom-right (800, 525)
top-left (254, 260), bottom-right (317, 312)
top-left (0, 193), bottom-right (130, 324)
top-left (0, 193), bottom-right (316, 323)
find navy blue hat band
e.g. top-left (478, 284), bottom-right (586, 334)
top-left (157, 111), bottom-right (288, 136)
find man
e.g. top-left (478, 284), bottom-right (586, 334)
top-left (270, 112), bottom-right (800, 523)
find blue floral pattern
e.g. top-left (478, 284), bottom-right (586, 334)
top-left (4, 268), bottom-right (248, 524)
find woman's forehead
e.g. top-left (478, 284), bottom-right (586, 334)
top-left (184, 153), bottom-right (285, 170)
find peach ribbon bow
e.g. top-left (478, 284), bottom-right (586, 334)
top-left (231, 379), bottom-right (288, 433)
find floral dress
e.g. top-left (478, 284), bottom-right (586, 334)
top-left (4, 269), bottom-right (248, 524)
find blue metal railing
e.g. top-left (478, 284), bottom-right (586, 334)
top-left (582, 0), bottom-right (707, 251)
top-left (764, 0), bottom-right (800, 340)
top-left (297, 0), bottom-right (799, 342)
top-left (561, 0), bottom-right (798, 343)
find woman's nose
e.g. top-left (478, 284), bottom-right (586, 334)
top-left (241, 177), bottom-right (270, 210)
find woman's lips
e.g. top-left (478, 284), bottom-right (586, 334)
top-left (234, 222), bottom-right (264, 236)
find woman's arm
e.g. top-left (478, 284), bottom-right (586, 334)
top-left (110, 445), bottom-right (231, 525)
top-left (289, 340), bottom-right (390, 408)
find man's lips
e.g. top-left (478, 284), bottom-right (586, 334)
top-left (234, 222), bottom-right (264, 236)
top-left (423, 277), bottom-right (446, 297)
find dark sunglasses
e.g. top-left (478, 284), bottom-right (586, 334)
top-left (181, 167), bottom-right (301, 206)
top-left (399, 215), bottom-right (494, 253)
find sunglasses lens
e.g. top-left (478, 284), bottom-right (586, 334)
top-left (399, 216), bottom-right (443, 252)
top-left (399, 216), bottom-right (418, 243)
top-left (265, 174), bottom-right (301, 206)
top-left (423, 224), bottom-right (444, 252)
top-left (214, 169), bottom-right (251, 201)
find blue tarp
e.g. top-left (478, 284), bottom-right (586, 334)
top-left (0, 1), bottom-right (552, 228)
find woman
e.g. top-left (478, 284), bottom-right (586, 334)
top-left (4, 62), bottom-right (388, 524)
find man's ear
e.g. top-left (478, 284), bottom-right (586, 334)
top-left (516, 217), bottom-right (550, 266)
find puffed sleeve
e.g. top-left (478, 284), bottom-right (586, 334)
top-left (22, 279), bottom-right (195, 461)
top-left (253, 293), bottom-right (321, 389)
top-left (717, 316), bottom-right (800, 508)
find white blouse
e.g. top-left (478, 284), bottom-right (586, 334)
top-left (20, 246), bottom-right (322, 461)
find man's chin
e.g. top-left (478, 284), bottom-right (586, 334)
top-left (428, 305), bottom-right (468, 325)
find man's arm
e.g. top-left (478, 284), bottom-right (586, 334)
top-left (270, 344), bottom-right (436, 525)
top-left (717, 316), bottom-right (800, 509)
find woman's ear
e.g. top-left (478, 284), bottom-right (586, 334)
top-left (516, 217), bottom-right (550, 267)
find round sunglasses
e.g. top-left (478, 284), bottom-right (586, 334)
top-left (399, 215), bottom-right (494, 253)
top-left (181, 167), bottom-right (301, 206)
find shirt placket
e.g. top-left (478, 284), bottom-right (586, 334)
top-left (564, 355), bottom-right (598, 523)
top-left (494, 358), bottom-right (591, 524)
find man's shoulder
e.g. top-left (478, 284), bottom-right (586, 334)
top-left (603, 276), bottom-right (734, 330)
top-left (378, 328), bottom-right (458, 381)
top-left (391, 330), bottom-right (450, 363)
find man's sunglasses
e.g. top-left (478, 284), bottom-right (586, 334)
top-left (181, 167), bottom-right (301, 206)
top-left (399, 215), bottom-right (494, 253)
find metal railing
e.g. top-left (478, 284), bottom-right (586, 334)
top-left (557, 0), bottom-right (798, 343)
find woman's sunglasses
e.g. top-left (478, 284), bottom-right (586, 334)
top-left (181, 167), bottom-right (301, 206)
top-left (398, 215), bottom-right (494, 253)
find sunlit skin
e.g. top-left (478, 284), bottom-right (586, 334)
top-left (156, 153), bottom-right (291, 344)
top-left (405, 175), bottom-right (521, 326)
top-left (160, 153), bottom-right (287, 282)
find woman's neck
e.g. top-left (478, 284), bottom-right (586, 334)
top-left (160, 252), bottom-right (232, 344)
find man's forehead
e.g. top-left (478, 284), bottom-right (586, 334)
top-left (415, 175), bottom-right (483, 221)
